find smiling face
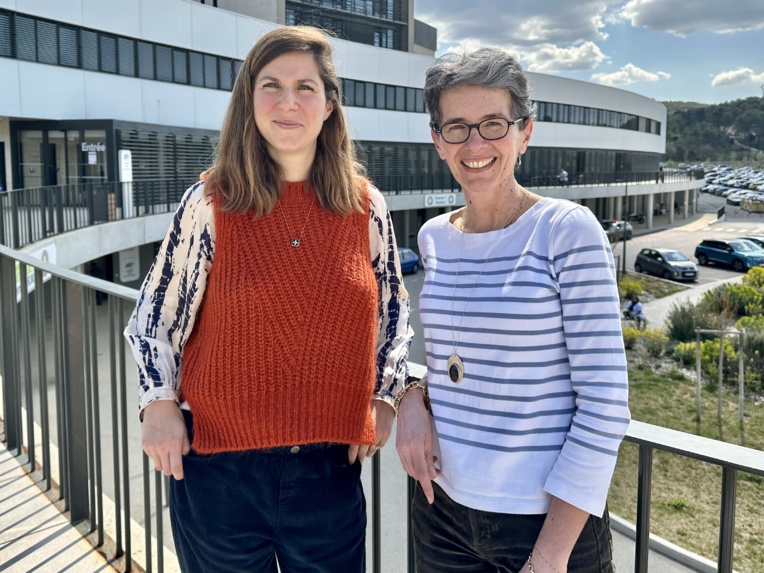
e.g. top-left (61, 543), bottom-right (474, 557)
top-left (432, 84), bottom-right (532, 201)
top-left (253, 51), bottom-right (334, 177)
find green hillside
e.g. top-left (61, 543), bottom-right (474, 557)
top-left (663, 97), bottom-right (764, 167)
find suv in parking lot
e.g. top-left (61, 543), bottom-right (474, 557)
top-left (634, 248), bottom-right (698, 281)
top-left (694, 239), bottom-right (764, 272)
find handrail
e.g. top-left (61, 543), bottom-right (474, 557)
top-left (0, 170), bottom-right (702, 248)
top-left (1, 246), bottom-right (756, 573)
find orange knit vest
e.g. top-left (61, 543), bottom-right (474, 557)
top-left (179, 182), bottom-right (378, 453)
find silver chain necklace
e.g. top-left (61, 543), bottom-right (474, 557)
top-left (277, 196), bottom-right (316, 248)
top-left (448, 189), bottom-right (529, 384)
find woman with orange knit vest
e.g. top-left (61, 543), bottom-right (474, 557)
top-left (124, 27), bottom-right (412, 573)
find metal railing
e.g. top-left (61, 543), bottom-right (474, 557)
top-left (3, 244), bottom-right (764, 572)
top-left (0, 179), bottom-right (196, 249)
top-left (0, 170), bottom-right (702, 248)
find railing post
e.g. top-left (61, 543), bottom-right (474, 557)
top-left (718, 467), bottom-right (737, 573)
top-left (62, 279), bottom-right (90, 523)
top-left (634, 444), bottom-right (653, 573)
top-left (0, 255), bottom-right (21, 450)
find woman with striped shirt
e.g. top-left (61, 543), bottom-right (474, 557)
top-left (395, 48), bottom-right (630, 573)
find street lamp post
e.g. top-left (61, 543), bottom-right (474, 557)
top-left (622, 183), bottom-right (628, 277)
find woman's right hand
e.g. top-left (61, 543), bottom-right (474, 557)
top-left (141, 400), bottom-right (190, 480)
top-left (395, 388), bottom-right (440, 504)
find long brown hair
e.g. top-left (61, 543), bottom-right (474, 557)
top-left (204, 26), bottom-right (367, 216)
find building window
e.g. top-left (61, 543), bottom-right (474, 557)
top-left (204, 54), bottom-right (217, 89)
top-left (81, 29), bottom-right (99, 71)
top-left (36, 20), bottom-right (57, 65)
top-left (59, 26), bottom-right (79, 67)
top-left (155, 45), bottom-right (172, 81)
top-left (137, 41), bottom-right (154, 79)
top-left (219, 57), bottom-right (233, 90)
top-left (118, 37), bottom-right (135, 76)
top-left (16, 16), bottom-right (36, 61)
top-left (99, 35), bottom-right (117, 73)
top-left (0, 11), bottom-right (11, 57)
top-left (173, 49), bottom-right (187, 84)
top-left (189, 52), bottom-right (204, 87)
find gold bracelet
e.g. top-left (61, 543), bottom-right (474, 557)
top-left (526, 554), bottom-right (535, 573)
top-left (393, 381), bottom-right (431, 413)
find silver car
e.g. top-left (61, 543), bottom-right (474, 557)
top-left (634, 248), bottom-right (698, 282)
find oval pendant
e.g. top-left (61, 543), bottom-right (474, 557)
top-left (447, 353), bottom-right (464, 384)
top-left (291, 238), bottom-right (301, 247)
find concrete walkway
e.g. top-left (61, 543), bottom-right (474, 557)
top-left (0, 443), bottom-right (115, 573)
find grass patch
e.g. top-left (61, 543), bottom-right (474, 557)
top-left (608, 353), bottom-right (764, 572)
top-left (618, 271), bottom-right (690, 300)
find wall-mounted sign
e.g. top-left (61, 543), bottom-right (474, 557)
top-left (119, 247), bottom-right (141, 283)
top-left (15, 244), bottom-right (57, 302)
top-left (424, 193), bottom-right (457, 208)
top-left (118, 149), bottom-right (133, 183)
top-left (81, 142), bottom-right (106, 152)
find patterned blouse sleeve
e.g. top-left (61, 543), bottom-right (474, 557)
top-left (124, 181), bottom-right (215, 413)
top-left (368, 185), bottom-right (414, 407)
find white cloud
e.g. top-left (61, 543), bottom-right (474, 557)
top-left (591, 63), bottom-right (671, 86)
top-left (711, 68), bottom-right (764, 87)
top-left (523, 41), bottom-right (608, 73)
top-left (620, 0), bottom-right (764, 35)
top-left (415, 0), bottom-right (615, 47)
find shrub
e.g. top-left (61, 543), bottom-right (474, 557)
top-left (673, 342), bottom-right (696, 366)
top-left (642, 328), bottom-right (668, 358)
top-left (622, 326), bottom-right (640, 350)
top-left (725, 284), bottom-right (763, 317)
top-left (742, 266), bottom-right (764, 289)
top-left (618, 279), bottom-right (642, 300)
top-left (666, 299), bottom-right (717, 343)
top-left (702, 285), bottom-right (735, 317)
top-left (673, 338), bottom-right (737, 382)
top-left (735, 315), bottom-right (764, 332)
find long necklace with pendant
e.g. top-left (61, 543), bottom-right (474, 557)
top-left (277, 194), bottom-right (316, 248)
top-left (448, 189), bottom-right (529, 384)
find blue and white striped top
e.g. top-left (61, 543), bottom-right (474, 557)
top-left (419, 197), bottom-right (630, 517)
top-left (125, 181), bottom-right (413, 414)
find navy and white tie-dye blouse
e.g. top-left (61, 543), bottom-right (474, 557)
top-left (125, 181), bottom-right (413, 414)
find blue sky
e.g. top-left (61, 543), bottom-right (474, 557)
top-left (414, 0), bottom-right (764, 104)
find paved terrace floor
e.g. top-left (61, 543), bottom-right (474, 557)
top-left (0, 208), bottom-right (719, 573)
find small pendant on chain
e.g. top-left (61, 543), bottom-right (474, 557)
top-left (291, 239), bottom-right (301, 247)
top-left (447, 354), bottom-right (464, 384)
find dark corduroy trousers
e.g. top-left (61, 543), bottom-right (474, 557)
top-left (169, 411), bottom-right (366, 573)
top-left (412, 482), bottom-right (614, 573)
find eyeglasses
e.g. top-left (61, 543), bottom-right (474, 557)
top-left (432, 117), bottom-right (527, 144)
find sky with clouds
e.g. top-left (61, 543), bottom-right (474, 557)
top-left (413, 0), bottom-right (764, 104)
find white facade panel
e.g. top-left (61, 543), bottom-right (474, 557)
top-left (138, 0), bottom-right (193, 48)
top-left (83, 72), bottom-right (143, 122)
top-left (235, 17), bottom-right (278, 58)
top-left (377, 50), bottom-right (413, 86)
top-left (345, 108), bottom-right (381, 141)
top-left (82, 0), bottom-right (139, 37)
top-left (190, 4), bottom-right (238, 56)
top-left (18, 64), bottom-right (86, 119)
top-left (193, 89), bottom-right (230, 131)
top-left (346, 109), bottom-right (431, 143)
top-left (407, 114), bottom-right (432, 144)
top-left (0, 59), bottom-right (20, 117)
top-left (12, 0), bottom-right (83, 26)
top-left (140, 81), bottom-right (197, 127)
top-left (529, 73), bottom-right (666, 123)
top-left (0, 0), bottom-right (15, 11)
top-left (531, 123), bottom-right (665, 154)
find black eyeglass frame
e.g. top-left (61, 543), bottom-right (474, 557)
top-left (431, 116), bottom-right (528, 144)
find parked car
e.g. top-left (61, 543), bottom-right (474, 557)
top-left (634, 248), bottom-right (698, 282)
top-left (600, 220), bottom-right (633, 242)
top-left (397, 247), bottom-right (420, 274)
top-left (739, 235), bottom-right (764, 249)
top-left (694, 239), bottom-right (764, 272)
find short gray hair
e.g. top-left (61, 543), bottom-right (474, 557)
top-left (423, 47), bottom-right (536, 131)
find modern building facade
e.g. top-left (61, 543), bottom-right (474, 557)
top-left (0, 0), bottom-right (698, 286)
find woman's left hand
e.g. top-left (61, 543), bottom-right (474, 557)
top-left (348, 400), bottom-right (395, 464)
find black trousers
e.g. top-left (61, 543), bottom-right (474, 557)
top-left (412, 482), bottom-right (614, 573)
top-left (169, 411), bottom-right (366, 573)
